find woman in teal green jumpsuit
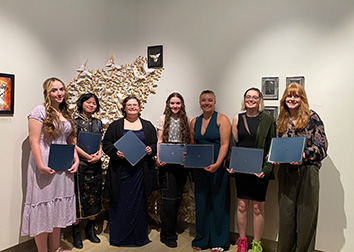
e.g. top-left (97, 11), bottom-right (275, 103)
top-left (190, 90), bottom-right (231, 252)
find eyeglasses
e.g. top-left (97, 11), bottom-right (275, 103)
top-left (126, 104), bottom-right (139, 107)
top-left (245, 95), bottom-right (259, 100)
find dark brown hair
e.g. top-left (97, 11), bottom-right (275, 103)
top-left (76, 93), bottom-right (100, 113)
top-left (121, 95), bottom-right (141, 117)
top-left (162, 92), bottom-right (190, 144)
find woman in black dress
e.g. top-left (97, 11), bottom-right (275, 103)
top-left (227, 88), bottom-right (275, 252)
top-left (102, 95), bottom-right (157, 247)
top-left (72, 93), bottom-right (102, 249)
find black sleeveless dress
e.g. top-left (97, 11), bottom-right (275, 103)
top-left (235, 113), bottom-right (269, 202)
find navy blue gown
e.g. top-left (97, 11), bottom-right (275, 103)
top-left (109, 129), bottom-right (150, 247)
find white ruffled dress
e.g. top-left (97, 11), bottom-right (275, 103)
top-left (21, 105), bottom-right (76, 237)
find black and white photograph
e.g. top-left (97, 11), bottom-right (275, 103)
top-left (261, 77), bottom-right (279, 100)
top-left (286, 76), bottom-right (305, 87)
top-left (264, 106), bottom-right (278, 119)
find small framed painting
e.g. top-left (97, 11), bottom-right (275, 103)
top-left (147, 45), bottom-right (163, 68)
top-left (286, 76), bottom-right (305, 87)
top-left (262, 77), bottom-right (279, 100)
top-left (264, 106), bottom-right (278, 119)
top-left (0, 73), bottom-right (15, 115)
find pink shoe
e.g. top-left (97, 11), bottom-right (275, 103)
top-left (236, 237), bottom-right (248, 252)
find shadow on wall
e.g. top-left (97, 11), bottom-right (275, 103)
top-left (263, 178), bottom-right (279, 240)
top-left (19, 136), bottom-right (30, 242)
top-left (317, 156), bottom-right (346, 252)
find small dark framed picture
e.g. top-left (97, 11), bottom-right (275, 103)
top-left (0, 73), bottom-right (15, 115)
top-left (147, 45), bottom-right (163, 68)
top-left (262, 77), bottom-right (279, 100)
top-left (264, 106), bottom-right (278, 119)
top-left (286, 76), bottom-right (305, 87)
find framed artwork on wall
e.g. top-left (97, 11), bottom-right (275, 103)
top-left (261, 77), bottom-right (279, 100)
top-left (0, 73), bottom-right (15, 115)
top-left (286, 76), bottom-right (305, 87)
top-left (264, 106), bottom-right (278, 119)
top-left (147, 45), bottom-right (163, 68)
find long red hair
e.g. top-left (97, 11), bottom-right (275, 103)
top-left (277, 83), bottom-right (310, 133)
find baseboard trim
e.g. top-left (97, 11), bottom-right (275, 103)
top-left (1, 239), bottom-right (36, 252)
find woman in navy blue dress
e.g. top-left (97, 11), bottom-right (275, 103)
top-left (102, 95), bottom-right (157, 247)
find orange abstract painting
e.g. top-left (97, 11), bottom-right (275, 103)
top-left (0, 73), bottom-right (14, 114)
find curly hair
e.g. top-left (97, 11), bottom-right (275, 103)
top-left (162, 92), bottom-right (190, 144)
top-left (42, 77), bottom-right (76, 140)
top-left (277, 83), bottom-right (311, 133)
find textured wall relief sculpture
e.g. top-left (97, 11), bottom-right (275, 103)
top-left (67, 55), bottom-right (166, 221)
top-left (67, 55), bottom-right (163, 127)
top-left (67, 56), bottom-right (195, 224)
top-left (67, 54), bottom-right (163, 182)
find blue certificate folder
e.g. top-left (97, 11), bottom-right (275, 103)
top-left (268, 136), bottom-right (306, 163)
top-left (77, 131), bottom-right (101, 155)
top-left (48, 144), bottom-right (75, 171)
top-left (184, 144), bottom-right (214, 168)
top-left (159, 143), bottom-right (185, 164)
top-left (113, 130), bottom-right (147, 166)
top-left (229, 147), bottom-right (264, 174)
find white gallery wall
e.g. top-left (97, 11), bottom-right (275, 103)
top-left (0, 1), bottom-right (353, 251)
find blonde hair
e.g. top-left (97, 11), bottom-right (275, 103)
top-left (199, 90), bottom-right (216, 101)
top-left (42, 77), bottom-right (76, 140)
top-left (277, 83), bottom-right (310, 133)
top-left (241, 87), bottom-right (264, 112)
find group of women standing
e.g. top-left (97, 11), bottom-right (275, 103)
top-left (21, 76), bottom-right (327, 252)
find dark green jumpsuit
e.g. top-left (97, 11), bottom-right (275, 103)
top-left (192, 111), bottom-right (230, 250)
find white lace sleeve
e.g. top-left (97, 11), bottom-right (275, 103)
top-left (156, 114), bottom-right (165, 130)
